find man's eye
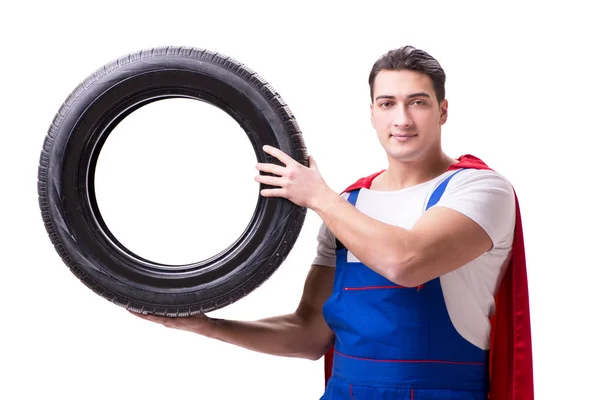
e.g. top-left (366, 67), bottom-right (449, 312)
top-left (411, 100), bottom-right (426, 106)
top-left (380, 102), bottom-right (393, 108)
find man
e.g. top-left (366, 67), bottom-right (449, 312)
top-left (134, 46), bottom-right (533, 399)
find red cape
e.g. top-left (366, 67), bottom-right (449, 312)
top-left (323, 154), bottom-right (534, 399)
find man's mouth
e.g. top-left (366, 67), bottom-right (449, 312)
top-left (391, 134), bottom-right (417, 141)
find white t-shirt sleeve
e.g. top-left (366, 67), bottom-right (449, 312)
top-left (432, 169), bottom-right (516, 249)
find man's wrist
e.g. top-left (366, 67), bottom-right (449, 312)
top-left (312, 189), bottom-right (343, 218)
top-left (202, 317), bottom-right (222, 339)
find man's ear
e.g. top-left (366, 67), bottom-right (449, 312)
top-left (370, 103), bottom-right (375, 128)
top-left (439, 99), bottom-right (448, 125)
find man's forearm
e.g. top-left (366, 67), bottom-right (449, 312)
top-left (206, 313), bottom-right (331, 361)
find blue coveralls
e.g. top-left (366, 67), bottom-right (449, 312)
top-left (320, 170), bottom-right (489, 400)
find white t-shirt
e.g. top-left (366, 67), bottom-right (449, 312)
top-left (312, 168), bottom-right (516, 350)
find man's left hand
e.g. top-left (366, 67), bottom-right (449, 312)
top-left (255, 145), bottom-right (334, 210)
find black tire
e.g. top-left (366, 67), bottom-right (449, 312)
top-left (38, 46), bottom-right (308, 316)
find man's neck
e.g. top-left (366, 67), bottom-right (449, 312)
top-left (372, 151), bottom-right (458, 191)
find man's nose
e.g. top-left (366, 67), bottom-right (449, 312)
top-left (393, 106), bottom-right (413, 128)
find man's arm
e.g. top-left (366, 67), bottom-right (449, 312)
top-left (314, 198), bottom-right (492, 287)
top-left (131, 265), bottom-right (335, 361)
top-left (255, 146), bottom-right (512, 288)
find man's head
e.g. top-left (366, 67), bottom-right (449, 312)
top-left (369, 46), bottom-right (446, 104)
top-left (369, 46), bottom-right (449, 163)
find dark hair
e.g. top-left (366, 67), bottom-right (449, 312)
top-left (368, 46), bottom-right (446, 103)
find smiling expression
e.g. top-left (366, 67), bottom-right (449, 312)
top-left (370, 69), bottom-right (448, 162)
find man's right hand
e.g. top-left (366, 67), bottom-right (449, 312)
top-left (130, 311), bottom-right (216, 337)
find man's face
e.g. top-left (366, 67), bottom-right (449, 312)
top-left (370, 69), bottom-right (448, 162)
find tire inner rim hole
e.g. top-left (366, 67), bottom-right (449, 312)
top-left (94, 97), bottom-right (259, 266)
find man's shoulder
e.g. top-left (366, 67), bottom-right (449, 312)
top-left (450, 168), bottom-right (514, 191)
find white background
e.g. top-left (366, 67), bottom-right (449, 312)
top-left (1, 1), bottom-right (598, 399)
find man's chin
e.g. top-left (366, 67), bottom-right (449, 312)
top-left (388, 152), bottom-right (420, 163)
top-left (386, 150), bottom-right (422, 163)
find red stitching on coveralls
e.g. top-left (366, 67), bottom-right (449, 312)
top-left (343, 284), bottom-right (426, 291)
top-left (334, 350), bottom-right (484, 365)
top-left (349, 383), bottom-right (355, 400)
top-left (411, 388), bottom-right (414, 399)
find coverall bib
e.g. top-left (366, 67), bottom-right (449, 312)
top-left (320, 169), bottom-right (489, 400)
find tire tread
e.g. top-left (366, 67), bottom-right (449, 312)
top-left (38, 46), bottom-right (307, 316)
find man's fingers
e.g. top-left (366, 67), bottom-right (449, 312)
top-left (128, 310), bottom-right (149, 320)
top-left (145, 315), bottom-right (166, 323)
top-left (143, 314), bottom-right (173, 324)
top-left (260, 188), bottom-right (285, 197)
top-left (255, 174), bottom-right (283, 187)
top-left (255, 162), bottom-right (286, 176)
top-left (262, 145), bottom-right (295, 166)
top-left (128, 310), bottom-right (176, 326)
